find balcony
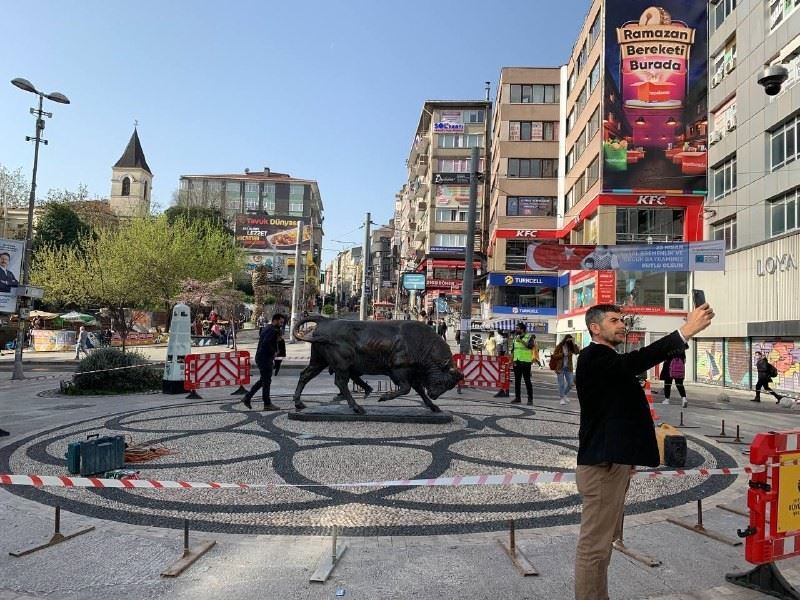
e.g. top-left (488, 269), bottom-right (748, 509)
top-left (414, 226), bottom-right (427, 242)
top-left (416, 199), bottom-right (427, 212)
top-left (415, 158), bottom-right (429, 177)
top-left (414, 182), bottom-right (429, 199)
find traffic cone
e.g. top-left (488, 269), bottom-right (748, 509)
top-left (645, 380), bottom-right (659, 422)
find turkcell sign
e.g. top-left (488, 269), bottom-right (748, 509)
top-left (433, 121), bottom-right (464, 133)
top-left (488, 274), bottom-right (559, 287)
top-left (401, 272), bottom-right (426, 290)
top-left (494, 306), bottom-right (558, 316)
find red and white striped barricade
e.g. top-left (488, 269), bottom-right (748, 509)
top-left (184, 351), bottom-right (250, 399)
top-left (453, 353), bottom-right (511, 397)
top-left (728, 429), bottom-right (800, 597)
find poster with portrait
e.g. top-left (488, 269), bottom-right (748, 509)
top-left (0, 238), bottom-right (24, 313)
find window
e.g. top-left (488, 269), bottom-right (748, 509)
top-left (587, 108), bottom-right (600, 140)
top-left (503, 286), bottom-right (557, 309)
top-left (615, 271), bottom-right (687, 309)
top-left (506, 196), bottom-right (556, 217)
top-left (566, 149), bottom-right (575, 172)
top-left (509, 121), bottom-right (558, 141)
top-left (589, 61), bottom-right (601, 93)
top-left (770, 0), bottom-right (799, 33)
top-left (616, 208), bottom-right (685, 242)
top-left (143, 181), bottom-right (148, 201)
top-left (262, 182), bottom-right (275, 213)
top-left (432, 267), bottom-right (466, 280)
top-left (438, 134), bottom-right (483, 148)
top-left (712, 217), bottom-right (737, 250)
top-left (586, 155), bottom-right (600, 188)
top-left (567, 108), bottom-right (576, 134)
top-left (576, 84), bottom-right (588, 114)
top-left (769, 189), bottom-right (799, 237)
top-left (712, 155), bottom-right (737, 200)
top-left (565, 187), bottom-right (575, 211)
top-left (464, 109), bottom-right (485, 123)
top-left (576, 41), bottom-right (588, 75)
top-left (289, 184), bottom-right (305, 215)
top-left (433, 233), bottom-right (467, 247)
top-left (712, 0), bottom-right (736, 31)
top-left (435, 207), bottom-right (479, 222)
top-left (507, 158), bottom-right (558, 178)
top-left (224, 181), bottom-right (240, 213)
top-left (244, 182), bottom-right (259, 211)
top-left (510, 84), bottom-right (559, 104)
top-left (770, 115), bottom-right (799, 171)
top-left (711, 38), bottom-right (737, 85)
top-left (121, 176), bottom-right (130, 196)
top-left (567, 68), bottom-right (577, 96)
top-left (589, 12), bottom-right (601, 47)
top-left (437, 158), bottom-right (484, 172)
top-left (505, 240), bottom-right (528, 270)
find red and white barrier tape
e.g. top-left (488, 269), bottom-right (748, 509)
top-left (0, 465), bottom-right (760, 491)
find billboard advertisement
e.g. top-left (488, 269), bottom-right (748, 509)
top-left (603, 1), bottom-right (708, 194)
top-left (525, 241), bottom-right (725, 272)
top-left (0, 238), bottom-right (24, 313)
top-left (234, 214), bottom-right (310, 251)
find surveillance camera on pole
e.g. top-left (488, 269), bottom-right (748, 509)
top-left (757, 64), bottom-right (789, 96)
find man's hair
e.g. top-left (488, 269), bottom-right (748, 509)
top-left (271, 313), bottom-right (286, 322)
top-left (0, 252), bottom-right (10, 259)
top-left (755, 351), bottom-right (763, 357)
top-left (585, 304), bottom-right (621, 334)
top-left (516, 322), bottom-right (527, 331)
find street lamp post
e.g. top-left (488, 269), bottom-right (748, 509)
top-left (9, 78), bottom-right (70, 380)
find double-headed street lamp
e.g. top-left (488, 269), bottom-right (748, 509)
top-left (10, 78), bottom-right (70, 381)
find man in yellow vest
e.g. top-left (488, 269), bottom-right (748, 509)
top-left (511, 322), bottom-right (537, 406)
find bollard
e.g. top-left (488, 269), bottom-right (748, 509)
top-left (708, 419), bottom-right (732, 439)
top-left (509, 519), bottom-right (516, 556)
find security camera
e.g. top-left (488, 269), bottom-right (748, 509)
top-left (757, 64), bottom-right (789, 96)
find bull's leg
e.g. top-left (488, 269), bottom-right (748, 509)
top-left (352, 376), bottom-right (373, 398)
top-left (292, 363), bottom-right (326, 410)
top-left (377, 378), bottom-right (411, 402)
top-left (410, 381), bottom-right (442, 412)
top-left (334, 371), bottom-right (364, 414)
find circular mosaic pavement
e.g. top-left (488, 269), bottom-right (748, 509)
top-left (0, 393), bottom-right (739, 536)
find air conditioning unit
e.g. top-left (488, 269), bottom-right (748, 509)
top-left (725, 58), bottom-right (736, 73)
top-left (709, 131), bottom-right (720, 144)
top-left (712, 73), bottom-right (722, 88)
top-left (726, 118), bottom-right (737, 131)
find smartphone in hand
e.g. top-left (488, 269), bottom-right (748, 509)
top-left (692, 289), bottom-right (706, 307)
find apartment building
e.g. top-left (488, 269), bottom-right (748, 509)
top-left (485, 67), bottom-right (562, 341)
top-left (692, 0), bottom-right (800, 395)
top-left (396, 100), bottom-right (490, 317)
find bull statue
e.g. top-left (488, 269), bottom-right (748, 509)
top-left (292, 316), bottom-right (464, 414)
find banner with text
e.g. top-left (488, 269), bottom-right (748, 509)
top-left (234, 214), bottom-right (310, 251)
top-left (0, 238), bottom-right (24, 313)
top-left (525, 241), bottom-right (725, 272)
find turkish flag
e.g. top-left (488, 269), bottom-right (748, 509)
top-left (526, 243), bottom-right (595, 270)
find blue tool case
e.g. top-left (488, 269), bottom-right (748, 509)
top-left (65, 434), bottom-right (125, 476)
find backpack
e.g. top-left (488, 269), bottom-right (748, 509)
top-left (669, 357), bottom-right (685, 379)
top-left (768, 362), bottom-right (778, 378)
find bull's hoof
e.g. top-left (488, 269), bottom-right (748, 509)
top-left (377, 394), bottom-right (390, 402)
top-left (352, 405), bottom-right (366, 415)
top-left (294, 401), bottom-right (307, 411)
top-left (363, 385), bottom-right (373, 398)
top-left (429, 404), bottom-right (442, 413)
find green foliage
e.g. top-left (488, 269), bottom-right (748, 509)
top-left (69, 347), bottom-right (160, 394)
top-left (33, 203), bottom-right (91, 251)
top-left (321, 304), bottom-right (335, 316)
top-left (164, 205), bottom-right (231, 235)
top-left (264, 294), bottom-right (277, 305)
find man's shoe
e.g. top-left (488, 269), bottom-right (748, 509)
top-left (510, 398), bottom-right (521, 404)
top-left (241, 394), bottom-right (252, 409)
top-left (263, 403), bottom-right (279, 411)
top-left (559, 398), bottom-right (568, 406)
top-left (777, 395), bottom-right (784, 404)
top-left (751, 397), bottom-right (760, 402)
top-left (661, 399), bottom-right (670, 405)
top-left (681, 398), bottom-right (688, 408)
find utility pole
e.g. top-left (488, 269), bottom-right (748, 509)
top-left (359, 212), bottom-right (371, 321)
top-left (289, 219), bottom-right (303, 340)
top-left (459, 146), bottom-right (480, 354)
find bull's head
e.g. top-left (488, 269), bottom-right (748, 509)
top-left (426, 359), bottom-right (464, 399)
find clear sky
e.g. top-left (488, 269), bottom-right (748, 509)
top-left (1, 0), bottom-right (589, 265)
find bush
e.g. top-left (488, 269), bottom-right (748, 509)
top-left (69, 347), bottom-right (161, 394)
top-left (321, 304), bottom-right (335, 316)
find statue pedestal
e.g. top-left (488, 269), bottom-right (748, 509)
top-left (287, 405), bottom-right (453, 424)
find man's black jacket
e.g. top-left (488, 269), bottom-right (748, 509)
top-left (255, 325), bottom-right (279, 368)
top-left (575, 331), bottom-right (685, 468)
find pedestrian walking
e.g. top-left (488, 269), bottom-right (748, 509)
top-left (573, 302), bottom-right (714, 600)
top-left (551, 334), bottom-right (580, 405)
top-left (74, 326), bottom-right (91, 360)
top-left (510, 322), bottom-right (536, 406)
top-left (241, 313), bottom-right (286, 411)
top-left (437, 319), bottom-right (448, 341)
top-left (660, 350), bottom-right (688, 407)
top-left (752, 350), bottom-right (783, 404)
top-left (273, 328), bottom-right (287, 375)
top-left (484, 333), bottom-right (497, 357)
top-left (496, 331), bottom-right (507, 356)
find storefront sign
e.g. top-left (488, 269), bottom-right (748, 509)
top-left (433, 173), bottom-right (471, 185)
top-left (597, 271), bottom-right (616, 303)
top-left (603, 1), bottom-right (708, 194)
top-left (756, 253), bottom-right (798, 276)
top-left (426, 279), bottom-right (461, 288)
top-left (430, 246), bottom-right (465, 254)
top-left (493, 306), bottom-right (558, 317)
top-left (234, 214), bottom-right (310, 251)
top-left (435, 184), bottom-right (470, 206)
top-left (0, 238), bottom-right (24, 313)
top-left (495, 229), bottom-right (541, 239)
top-left (525, 240), bottom-right (725, 271)
top-left (433, 122), bottom-right (464, 133)
top-left (401, 272), bottom-right (426, 291)
top-left (488, 274), bottom-right (559, 288)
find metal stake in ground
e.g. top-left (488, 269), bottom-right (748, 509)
top-left (310, 526), bottom-right (348, 583)
top-left (612, 514), bottom-right (661, 567)
top-left (9, 505), bottom-right (95, 557)
top-left (666, 499), bottom-right (742, 546)
top-left (496, 519), bottom-right (538, 576)
top-left (707, 419), bottom-right (732, 439)
top-left (161, 519), bottom-right (216, 577)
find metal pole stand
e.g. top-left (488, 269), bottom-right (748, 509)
top-left (707, 419), bottom-right (732, 439)
top-left (611, 515), bottom-right (661, 567)
top-left (666, 499), bottom-right (742, 546)
top-left (721, 425), bottom-right (749, 446)
top-left (161, 519), bottom-right (216, 577)
top-left (496, 519), bottom-right (538, 576)
top-left (676, 411), bottom-right (700, 429)
top-left (716, 503), bottom-right (748, 517)
top-left (10, 505), bottom-right (95, 557)
top-left (726, 562), bottom-right (800, 599)
top-left (310, 527), bottom-right (347, 583)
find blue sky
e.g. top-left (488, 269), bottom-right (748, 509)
top-left (1, 0), bottom-right (588, 264)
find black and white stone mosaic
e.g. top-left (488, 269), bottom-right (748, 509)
top-left (0, 392), bottom-right (738, 536)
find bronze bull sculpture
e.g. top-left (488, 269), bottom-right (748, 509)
top-left (292, 316), bottom-right (464, 414)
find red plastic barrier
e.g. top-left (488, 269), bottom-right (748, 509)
top-left (454, 353), bottom-right (511, 393)
top-left (184, 351), bottom-right (250, 391)
top-left (744, 430), bottom-right (800, 564)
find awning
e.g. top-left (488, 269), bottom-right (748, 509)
top-left (482, 317), bottom-right (548, 331)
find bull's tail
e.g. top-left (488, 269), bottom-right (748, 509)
top-left (292, 315), bottom-right (330, 342)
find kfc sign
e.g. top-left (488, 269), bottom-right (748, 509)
top-left (637, 195), bottom-right (667, 205)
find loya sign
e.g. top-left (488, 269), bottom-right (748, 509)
top-left (756, 253), bottom-right (798, 276)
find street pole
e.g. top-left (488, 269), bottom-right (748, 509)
top-left (359, 213), bottom-right (371, 321)
top-left (289, 220), bottom-right (303, 340)
top-left (459, 146), bottom-right (480, 355)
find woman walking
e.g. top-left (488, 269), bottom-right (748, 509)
top-left (551, 335), bottom-right (580, 405)
top-left (660, 350), bottom-right (688, 408)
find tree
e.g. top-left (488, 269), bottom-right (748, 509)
top-left (173, 278), bottom-right (245, 321)
top-left (33, 203), bottom-right (91, 251)
top-left (0, 164), bottom-right (29, 209)
top-left (32, 215), bottom-right (242, 349)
